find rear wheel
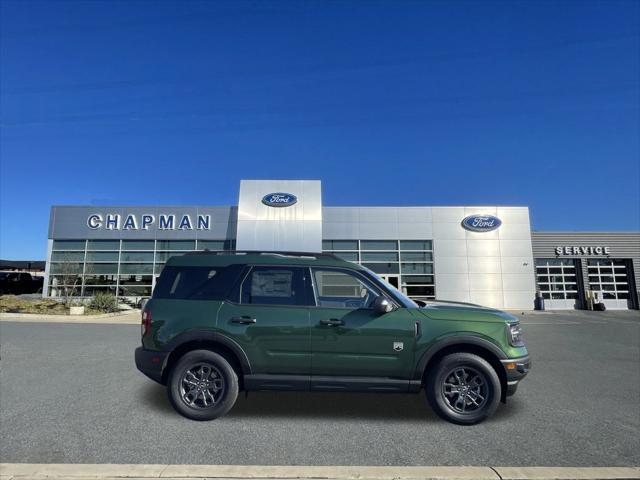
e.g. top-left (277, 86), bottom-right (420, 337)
top-left (167, 350), bottom-right (239, 421)
top-left (426, 352), bottom-right (501, 425)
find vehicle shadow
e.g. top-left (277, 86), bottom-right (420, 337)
top-left (139, 383), bottom-right (523, 422)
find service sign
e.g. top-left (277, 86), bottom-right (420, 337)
top-left (461, 214), bottom-right (502, 232)
top-left (261, 193), bottom-right (298, 207)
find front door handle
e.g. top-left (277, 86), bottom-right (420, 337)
top-left (319, 318), bottom-right (345, 327)
top-left (231, 316), bottom-right (257, 324)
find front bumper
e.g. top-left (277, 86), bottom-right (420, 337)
top-left (501, 355), bottom-right (531, 397)
top-left (135, 347), bottom-right (168, 384)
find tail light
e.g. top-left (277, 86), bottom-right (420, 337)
top-left (141, 309), bottom-right (152, 337)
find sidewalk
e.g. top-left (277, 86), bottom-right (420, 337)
top-left (1, 464), bottom-right (639, 480)
top-left (0, 310), bottom-right (140, 324)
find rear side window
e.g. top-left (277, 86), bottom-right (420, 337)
top-left (153, 264), bottom-right (244, 300)
top-left (241, 266), bottom-right (311, 306)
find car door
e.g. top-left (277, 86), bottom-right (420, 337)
top-left (217, 265), bottom-right (313, 378)
top-left (309, 267), bottom-right (416, 382)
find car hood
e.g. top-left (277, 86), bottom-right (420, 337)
top-left (417, 300), bottom-right (519, 324)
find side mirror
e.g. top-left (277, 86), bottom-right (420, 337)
top-left (373, 295), bottom-right (395, 314)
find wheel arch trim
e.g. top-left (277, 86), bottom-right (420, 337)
top-left (414, 334), bottom-right (507, 381)
top-left (162, 331), bottom-right (252, 380)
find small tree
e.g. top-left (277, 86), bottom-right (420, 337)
top-left (52, 254), bottom-right (83, 307)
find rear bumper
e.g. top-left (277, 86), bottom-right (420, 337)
top-left (135, 347), bottom-right (168, 384)
top-left (501, 356), bottom-right (531, 397)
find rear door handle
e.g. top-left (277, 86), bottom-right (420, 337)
top-left (319, 318), bottom-right (345, 327)
top-left (231, 316), bottom-right (257, 324)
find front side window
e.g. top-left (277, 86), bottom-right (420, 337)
top-left (241, 266), bottom-right (310, 306)
top-left (312, 269), bottom-right (380, 309)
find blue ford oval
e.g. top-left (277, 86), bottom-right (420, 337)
top-left (461, 214), bottom-right (502, 232)
top-left (261, 193), bottom-right (298, 207)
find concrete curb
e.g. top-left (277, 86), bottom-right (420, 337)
top-left (1, 464), bottom-right (638, 480)
top-left (0, 311), bottom-right (139, 324)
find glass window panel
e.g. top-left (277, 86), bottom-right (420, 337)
top-left (360, 240), bottom-right (397, 251)
top-left (120, 251), bottom-right (154, 262)
top-left (50, 262), bottom-right (83, 274)
top-left (51, 251), bottom-right (85, 262)
top-left (83, 286), bottom-right (117, 296)
top-left (119, 263), bottom-right (154, 274)
top-left (361, 262), bottom-right (400, 274)
top-left (599, 275), bottom-right (615, 283)
top-left (155, 252), bottom-right (181, 262)
top-left (84, 263), bottom-right (118, 274)
top-left (400, 240), bottom-right (433, 251)
top-left (52, 240), bottom-right (86, 251)
top-left (155, 240), bottom-right (196, 250)
top-left (87, 240), bottom-right (119, 250)
top-left (590, 283), bottom-right (600, 291)
top-left (611, 259), bottom-right (627, 266)
top-left (615, 275), bottom-right (628, 283)
top-left (332, 252), bottom-right (358, 262)
top-left (322, 240), bottom-right (358, 250)
top-left (119, 274), bottom-right (153, 286)
top-left (401, 275), bottom-right (434, 285)
top-left (551, 293), bottom-right (565, 299)
top-left (539, 284), bottom-right (550, 291)
top-left (537, 276), bottom-right (549, 283)
top-left (602, 292), bottom-right (616, 299)
top-left (600, 268), bottom-right (613, 274)
top-left (401, 252), bottom-right (433, 261)
top-left (84, 275), bottom-right (117, 285)
top-left (549, 268), bottom-right (562, 274)
top-left (618, 292), bottom-right (630, 299)
top-left (588, 275), bottom-right (600, 282)
top-left (551, 275), bottom-right (564, 283)
top-left (551, 284), bottom-right (564, 291)
top-left (241, 267), bottom-right (310, 306)
top-left (361, 252), bottom-right (399, 262)
top-left (602, 284), bottom-right (616, 291)
top-left (121, 240), bottom-right (155, 250)
top-left (197, 240), bottom-right (234, 251)
top-left (405, 285), bottom-right (435, 297)
top-left (154, 263), bottom-right (165, 274)
top-left (118, 285), bottom-right (152, 296)
top-left (566, 292), bottom-right (579, 299)
top-left (49, 275), bottom-right (82, 286)
top-left (401, 263), bottom-right (433, 274)
top-left (86, 252), bottom-right (119, 262)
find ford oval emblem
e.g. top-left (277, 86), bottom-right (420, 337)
top-left (461, 214), bottom-right (502, 232)
top-left (261, 192), bottom-right (298, 207)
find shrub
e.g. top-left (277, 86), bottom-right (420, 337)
top-left (89, 293), bottom-right (119, 313)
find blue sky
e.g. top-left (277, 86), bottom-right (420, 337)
top-left (1, 0), bottom-right (638, 260)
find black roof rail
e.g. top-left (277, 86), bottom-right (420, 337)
top-left (184, 250), bottom-right (341, 260)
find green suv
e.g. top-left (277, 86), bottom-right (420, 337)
top-left (135, 251), bottom-right (530, 425)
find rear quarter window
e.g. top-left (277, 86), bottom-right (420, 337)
top-left (153, 264), bottom-right (244, 300)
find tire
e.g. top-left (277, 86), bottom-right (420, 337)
top-left (167, 350), bottom-right (239, 421)
top-left (426, 352), bottom-right (501, 425)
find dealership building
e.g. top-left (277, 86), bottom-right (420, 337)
top-left (44, 180), bottom-right (640, 311)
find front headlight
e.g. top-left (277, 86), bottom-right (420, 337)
top-left (507, 322), bottom-right (524, 347)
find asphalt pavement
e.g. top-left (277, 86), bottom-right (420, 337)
top-left (0, 310), bottom-right (638, 466)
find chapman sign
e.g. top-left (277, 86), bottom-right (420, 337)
top-left (555, 246), bottom-right (611, 256)
top-left (87, 213), bottom-right (211, 231)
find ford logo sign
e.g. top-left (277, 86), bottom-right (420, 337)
top-left (261, 193), bottom-right (298, 207)
top-left (461, 214), bottom-right (502, 232)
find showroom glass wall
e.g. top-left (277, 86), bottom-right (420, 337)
top-left (322, 239), bottom-right (435, 300)
top-left (48, 239), bottom-right (235, 298)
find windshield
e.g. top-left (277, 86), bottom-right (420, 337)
top-left (360, 266), bottom-right (419, 309)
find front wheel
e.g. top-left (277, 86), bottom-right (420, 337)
top-left (167, 350), bottom-right (239, 421)
top-left (426, 352), bottom-right (501, 425)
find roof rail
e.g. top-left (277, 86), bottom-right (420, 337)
top-left (184, 250), bottom-right (341, 260)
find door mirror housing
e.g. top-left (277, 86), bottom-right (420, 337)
top-left (373, 295), bottom-right (395, 314)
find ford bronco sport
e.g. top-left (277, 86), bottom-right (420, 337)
top-left (135, 251), bottom-right (530, 425)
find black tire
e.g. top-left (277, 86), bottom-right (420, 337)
top-left (167, 350), bottom-right (239, 421)
top-left (426, 352), bottom-right (501, 425)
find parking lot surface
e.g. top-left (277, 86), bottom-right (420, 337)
top-left (0, 310), bottom-right (638, 466)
